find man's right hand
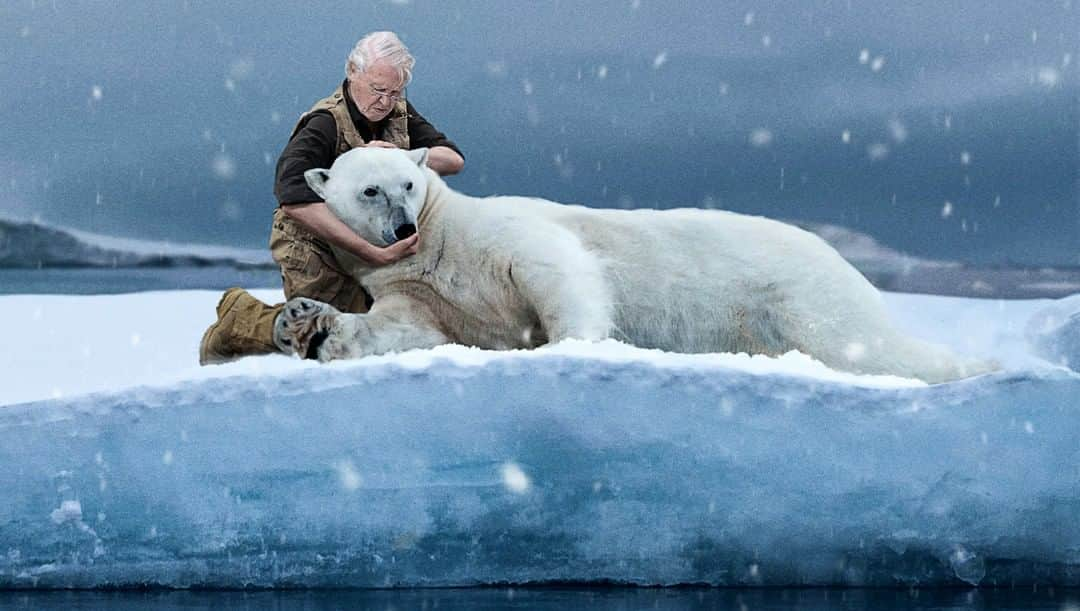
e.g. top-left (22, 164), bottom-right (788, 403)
top-left (368, 233), bottom-right (419, 265)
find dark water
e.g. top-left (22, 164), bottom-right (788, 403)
top-left (0, 587), bottom-right (1076, 610)
top-left (0, 267), bottom-right (281, 295)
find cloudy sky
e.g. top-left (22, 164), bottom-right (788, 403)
top-left (1, 0), bottom-right (1076, 265)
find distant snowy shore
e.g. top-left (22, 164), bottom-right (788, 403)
top-left (0, 289), bottom-right (1077, 588)
top-left (3, 217), bottom-right (1079, 298)
top-left (0, 218), bottom-right (271, 269)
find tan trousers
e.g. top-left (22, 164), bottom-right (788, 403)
top-left (269, 208), bottom-right (371, 313)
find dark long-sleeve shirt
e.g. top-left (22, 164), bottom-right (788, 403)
top-left (274, 84), bottom-right (462, 206)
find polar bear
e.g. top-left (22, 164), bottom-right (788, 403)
top-left (278, 147), bottom-right (994, 384)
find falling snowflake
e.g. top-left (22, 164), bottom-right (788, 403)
top-left (334, 460), bottom-right (362, 491)
top-left (888, 118), bottom-right (908, 144)
top-left (1036, 67), bottom-right (1061, 88)
top-left (501, 462), bottom-right (530, 493)
top-left (749, 128), bottom-right (773, 148)
top-left (866, 142), bottom-right (889, 161)
top-left (525, 103), bottom-right (541, 126)
top-left (228, 58), bottom-right (255, 80)
top-left (212, 154), bottom-right (237, 180)
top-left (858, 49), bottom-right (870, 64)
top-left (484, 60), bottom-right (508, 78)
top-left (870, 56), bottom-right (886, 72)
top-left (91, 86), bottom-right (103, 101)
top-left (841, 129), bottom-right (851, 144)
top-left (941, 201), bottom-right (954, 218)
top-left (652, 51), bottom-right (668, 69)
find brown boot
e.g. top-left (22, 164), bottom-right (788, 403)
top-left (199, 288), bottom-right (288, 365)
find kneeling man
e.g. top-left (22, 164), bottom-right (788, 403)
top-left (200, 31), bottom-right (464, 364)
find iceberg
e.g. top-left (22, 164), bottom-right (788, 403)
top-left (0, 290), bottom-right (1077, 588)
top-left (1028, 303), bottom-right (1080, 371)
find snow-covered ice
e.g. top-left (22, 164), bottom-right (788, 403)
top-left (0, 289), bottom-right (1077, 588)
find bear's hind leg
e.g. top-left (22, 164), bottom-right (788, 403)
top-left (511, 257), bottom-right (614, 343)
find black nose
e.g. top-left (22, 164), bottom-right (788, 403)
top-left (394, 223), bottom-right (416, 240)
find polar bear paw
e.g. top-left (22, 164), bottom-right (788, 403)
top-left (278, 297), bottom-right (341, 360)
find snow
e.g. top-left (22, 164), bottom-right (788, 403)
top-left (0, 288), bottom-right (1077, 588)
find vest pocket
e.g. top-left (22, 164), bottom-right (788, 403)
top-left (268, 209), bottom-right (359, 309)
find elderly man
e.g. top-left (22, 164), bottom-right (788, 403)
top-left (200, 31), bottom-right (464, 364)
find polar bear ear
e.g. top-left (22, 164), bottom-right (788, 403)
top-left (304, 168), bottom-right (331, 199)
top-left (404, 147), bottom-right (429, 168)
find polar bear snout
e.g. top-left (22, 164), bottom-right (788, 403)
top-left (394, 223), bottom-right (417, 240)
top-left (380, 205), bottom-right (417, 244)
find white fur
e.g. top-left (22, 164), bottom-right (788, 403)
top-left (285, 147), bottom-right (996, 383)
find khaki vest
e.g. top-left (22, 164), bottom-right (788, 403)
top-left (290, 85), bottom-right (410, 155)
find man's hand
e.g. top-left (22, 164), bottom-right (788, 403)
top-left (365, 143), bottom-right (463, 175)
top-left (365, 140), bottom-right (398, 149)
top-left (281, 202), bottom-right (419, 267)
top-left (368, 233), bottom-right (419, 265)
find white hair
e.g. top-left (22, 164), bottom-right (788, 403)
top-left (345, 31), bottom-right (415, 86)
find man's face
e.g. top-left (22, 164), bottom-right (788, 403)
top-left (348, 60), bottom-right (405, 123)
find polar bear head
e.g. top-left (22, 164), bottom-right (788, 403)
top-left (304, 147), bottom-right (429, 246)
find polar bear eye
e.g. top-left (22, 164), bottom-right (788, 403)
top-left (405, 182), bottom-right (413, 191)
top-left (363, 187), bottom-right (378, 197)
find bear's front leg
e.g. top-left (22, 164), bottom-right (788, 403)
top-left (277, 297), bottom-right (342, 360)
top-left (278, 294), bottom-right (451, 362)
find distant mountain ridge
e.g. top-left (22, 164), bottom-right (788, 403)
top-left (0, 218), bottom-right (271, 269)
top-left (791, 221), bottom-right (1080, 298)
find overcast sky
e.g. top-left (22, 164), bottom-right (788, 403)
top-left (1, 1), bottom-right (1076, 265)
